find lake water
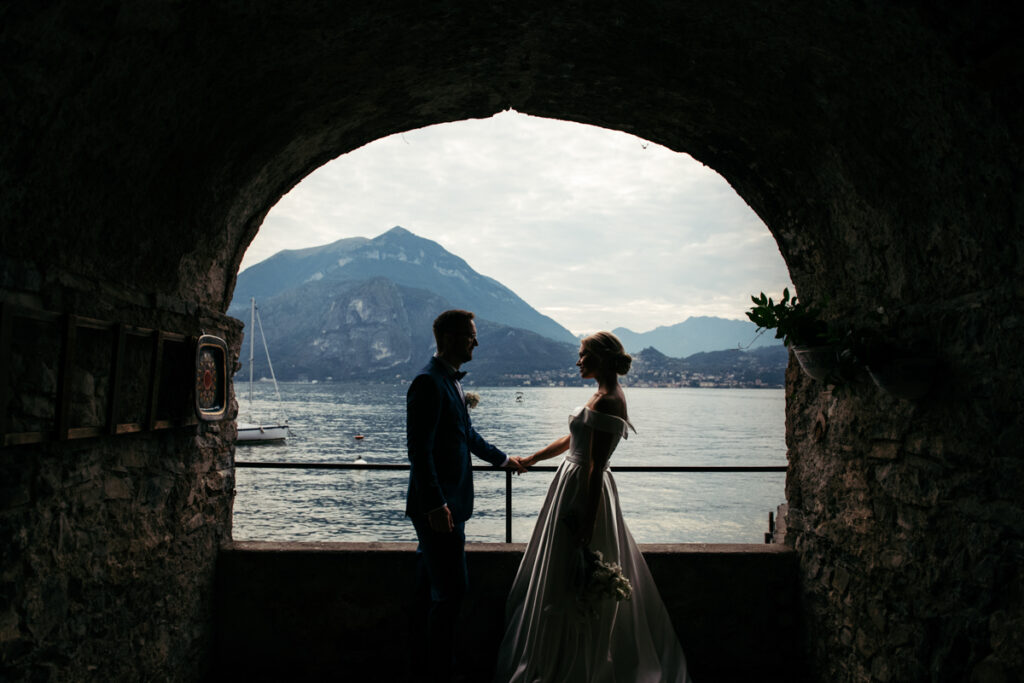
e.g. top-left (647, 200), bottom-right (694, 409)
top-left (232, 382), bottom-right (787, 544)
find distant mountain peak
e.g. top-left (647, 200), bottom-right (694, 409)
top-left (374, 225), bottom-right (439, 248)
top-left (613, 316), bottom-right (781, 358)
top-left (230, 226), bottom-right (577, 344)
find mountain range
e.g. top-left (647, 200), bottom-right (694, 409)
top-left (229, 226), bottom-right (575, 344)
top-left (629, 345), bottom-right (788, 388)
top-left (236, 275), bottom-right (578, 383)
top-left (229, 226), bottom-right (784, 384)
top-left (613, 317), bottom-right (778, 358)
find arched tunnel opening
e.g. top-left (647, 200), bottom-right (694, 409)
top-left (1, 3), bottom-right (1021, 681)
top-left (228, 111), bottom-right (792, 547)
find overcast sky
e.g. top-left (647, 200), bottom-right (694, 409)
top-left (242, 111), bottom-right (792, 336)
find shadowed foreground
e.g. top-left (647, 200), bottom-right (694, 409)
top-left (214, 542), bottom-right (800, 682)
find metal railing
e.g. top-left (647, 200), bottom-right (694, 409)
top-left (235, 460), bottom-right (787, 543)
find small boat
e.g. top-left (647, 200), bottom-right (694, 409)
top-left (237, 298), bottom-right (290, 444)
top-left (236, 422), bottom-right (289, 442)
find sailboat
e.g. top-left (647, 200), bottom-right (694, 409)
top-left (236, 298), bottom-right (290, 443)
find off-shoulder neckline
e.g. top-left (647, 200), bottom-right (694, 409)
top-left (572, 405), bottom-right (636, 433)
top-left (574, 404), bottom-right (624, 420)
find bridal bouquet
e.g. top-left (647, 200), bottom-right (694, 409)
top-left (575, 547), bottom-right (632, 607)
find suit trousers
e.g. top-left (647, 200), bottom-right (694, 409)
top-left (411, 515), bottom-right (468, 682)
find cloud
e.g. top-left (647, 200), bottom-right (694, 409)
top-left (245, 111), bottom-right (792, 334)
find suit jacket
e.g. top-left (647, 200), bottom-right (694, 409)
top-left (405, 357), bottom-right (507, 523)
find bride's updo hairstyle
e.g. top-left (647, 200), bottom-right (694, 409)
top-left (582, 331), bottom-right (632, 376)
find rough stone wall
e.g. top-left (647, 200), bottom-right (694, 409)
top-left (770, 5), bottom-right (1024, 680)
top-left (783, 297), bottom-right (1024, 682)
top-left (1, 429), bottom-right (233, 681)
top-left (0, 261), bottom-right (242, 679)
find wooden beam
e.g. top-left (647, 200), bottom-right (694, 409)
top-left (55, 314), bottom-right (78, 440)
top-left (0, 302), bottom-right (13, 437)
top-left (11, 306), bottom-right (59, 324)
top-left (107, 323), bottom-right (126, 435)
top-left (145, 330), bottom-right (165, 431)
top-left (67, 426), bottom-right (104, 440)
top-left (3, 431), bottom-right (46, 447)
top-left (115, 423), bottom-right (144, 434)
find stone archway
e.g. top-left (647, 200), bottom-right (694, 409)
top-left (1, 3), bottom-right (1021, 681)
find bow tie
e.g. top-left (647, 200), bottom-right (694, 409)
top-left (453, 370), bottom-right (467, 380)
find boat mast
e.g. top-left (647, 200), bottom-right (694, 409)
top-left (255, 303), bottom-right (286, 421)
top-left (248, 297), bottom-right (255, 406)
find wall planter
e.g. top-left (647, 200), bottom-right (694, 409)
top-left (747, 289), bottom-right (841, 383)
top-left (747, 291), bottom-right (940, 396)
top-left (865, 357), bottom-right (938, 400)
top-left (792, 345), bottom-right (841, 383)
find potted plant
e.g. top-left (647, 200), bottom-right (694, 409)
top-left (746, 289), bottom-right (840, 382)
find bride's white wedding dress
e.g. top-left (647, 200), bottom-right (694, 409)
top-left (493, 406), bottom-right (692, 683)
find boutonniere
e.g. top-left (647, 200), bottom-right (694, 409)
top-left (464, 392), bottom-right (480, 409)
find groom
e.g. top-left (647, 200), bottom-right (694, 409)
top-left (406, 309), bottom-right (524, 682)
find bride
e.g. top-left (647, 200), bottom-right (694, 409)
top-left (493, 331), bottom-right (692, 683)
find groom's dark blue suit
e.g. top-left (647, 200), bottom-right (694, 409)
top-left (406, 357), bottom-right (507, 522)
top-left (406, 356), bottom-right (507, 682)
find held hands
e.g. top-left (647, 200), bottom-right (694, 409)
top-left (517, 452), bottom-right (541, 469)
top-left (505, 456), bottom-right (528, 475)
top-left (501, 450), bottom-right (549, 475)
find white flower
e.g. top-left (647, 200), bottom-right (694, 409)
top-left (575, 547), bottom-right (632, 610)
top-left (465, 392), bottom-right (480, 409)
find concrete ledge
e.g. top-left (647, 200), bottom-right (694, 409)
top-left (214, 542), bottom-right (801, 682)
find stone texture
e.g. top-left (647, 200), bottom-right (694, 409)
top-left (1, 2), bottom-right (1022, 681)
top-left (785, 349), bottom-right (1024, 681)
top-left (0, 288), bottom-right (241, 680)
top-left (0, 428), bottom-right (236, 681)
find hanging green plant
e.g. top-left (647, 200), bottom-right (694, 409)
top-left (746, 289), bottom-right (844, 382)
top-left (745, 288), bottom-right (830, 348)
top-left (746, 291), bottom-right (937, 396)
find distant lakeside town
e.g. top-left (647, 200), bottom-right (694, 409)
top-left (277, 345), bottom-right (788, 390)
top-left (464, 345), bottom-right (787, 389)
